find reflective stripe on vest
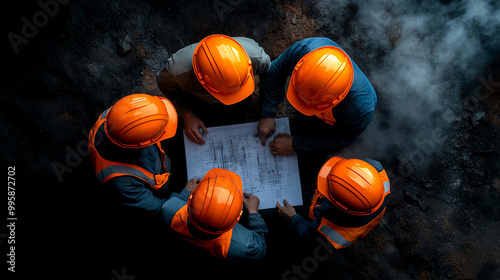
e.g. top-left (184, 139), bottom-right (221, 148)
top-left (318, 224), bottom-right (352, 247)
top-left (318, 208), bottom-right (386, 249)
top-left (170, 205), bottom-right (233, 259)
top-left (96, 164), bottom-right (163, 186)
top-left (383, 181), bottom-right (390, 193)
top-left (88, 110), bottom-right (170, 190)
top-left (99, 108), bottom-right (110, 121)
top-left (379, 170), bottom-right (391, 193)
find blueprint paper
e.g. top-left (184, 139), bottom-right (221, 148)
top-left (183, 118), bottom-right (302, 210)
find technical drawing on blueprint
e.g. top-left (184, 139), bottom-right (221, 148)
top-left (183, 118), bottom-right (302, 210)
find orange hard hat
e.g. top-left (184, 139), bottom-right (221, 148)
top-left (187, 168), bottom-right (244, 235)
top-left (192, 34), bottom-right (254, 105)
top-left (287, 46), bottom-right (354, 116)
top-left (317, 157), bottom-right (384, 216)
top-left (106, 94), bottom-right (178, 149)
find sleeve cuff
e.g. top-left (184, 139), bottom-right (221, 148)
top-left (178, 188), bottom-right (192, 201)
top-left (290, 213), bottom-right (304, 225)
top-left (260, 105), bottom-right (276, 118)
top-left (291, 136), bottom-right (302, 152)
top-left (248, 212), bottom-right (264, 224)
top-left (248, 213), bottom-right (269, 232)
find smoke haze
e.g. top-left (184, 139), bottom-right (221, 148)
top-left (316, 0), bottom-right (500, 173)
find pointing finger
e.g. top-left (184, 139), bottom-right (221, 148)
top-left (200, 123), bottom-right (209, 134)
top-left (284, 199), bottom-right (292, 207)
top-left (185, 131), bottom-right (198, 144)
top-left (276, 201), bottom-right (282, 209)
top-left (192, 129), bottom-right (205, 145)
top-left (259, 134), bottom-right (267, 146)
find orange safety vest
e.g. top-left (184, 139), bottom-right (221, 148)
top-left (309, 165), bottom-right (390, 249)
top-left (315, 109), bottom-right (336, 126)
top-left (88, 108), bottom-right (170, 190)
top-left (170, 205), bottom-right (233, 259)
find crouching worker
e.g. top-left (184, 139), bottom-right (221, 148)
top-left (163, 168), bottom-right (268, 260)
top-left (88, 94), bottom-right (178, 215)
top-left (277, 157), bottom-right (390, 249)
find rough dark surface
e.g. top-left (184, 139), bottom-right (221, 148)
top-left (2, 0), bottom-right (500, 279)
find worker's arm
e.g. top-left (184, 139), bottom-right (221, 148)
top-left (233, 37), bottom-right (271, 77)
top-left (156, 58), bottom-right (208, 145)
top-left (107, 176), bottom-right (167, 216)
top-left (156, 67), bottom-right (207, 145)
top-left (226, 215), bottom-right (268, 260)
top-left (277, 199), bottom-right (321, 240)
top-left (257, 41), bottom-right (309, 144)
top-left (161, 178), bottom-right (199, 225)
top-left (156, 42), bottom-right (201, 117)
top-left (156, 69), bottom-right (193, 117)
top-left (292, 106), bottom-right (375, 153)
top-left (260, 41), bottom-right (309, 118)
top-left (226, 193), bottom-right (268, 260)
top-left (289, 215), bottom-right (322, 240)
top-left (359, 158), bottom-right (384, 172)
top-left (182, 111), bottom-right (208, 145)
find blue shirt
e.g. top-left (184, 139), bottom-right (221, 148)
top-left (261, 38), bottom-right (377, 152)
top-left (289, 158), bottom-right (388, 240)
top-left (163, 188), bottom-right (268, 260)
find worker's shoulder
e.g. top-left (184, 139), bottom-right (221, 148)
top-left (303, 37), bottom-right (337, 44)
top-left (163, 195), bottom-right (186, 210)
top-left (162, 194), bottom-right (188, 224)
top-left (300, 37), bottom-right (341, 52)
top-left (281, 37), bottom-right (342, 63)
top-left (341, 73), bottom-right (377, 114)
top-left (334, 88), bottom-right (376, 123)
top-left (233, 37), bottom-right (268, 58)
top-left (106, 175), bottom-right (149, 190)
top-left (164, 42), bottom-right (197, 77)
top-left (230, 223), bottom-right (262, 239)
top-left (359, 158), bottom-right (384, 172)
top-left (233, 37), bottom-right (261, 48)
top-left (227, 223), bottom-right (266, 259)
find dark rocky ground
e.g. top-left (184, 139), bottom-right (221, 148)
top-left (2, 0), bottom-right (500, 279)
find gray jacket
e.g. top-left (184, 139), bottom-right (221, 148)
top-left (156, 37), bottom-right (271, 116)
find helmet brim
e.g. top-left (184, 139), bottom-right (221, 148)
top-left (317, 156), bottom-right (344, 200)
top-left (158, 97), bottom-right (178, 140)
top-left (286, 76), bottom-right (335, 116)
top-left (208, 76), bottom-right (255, 105)
top-left (201, 168), bottom-right (243, 193)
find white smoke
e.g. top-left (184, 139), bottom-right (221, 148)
top-left (322, 0), bottom-right (500, 172)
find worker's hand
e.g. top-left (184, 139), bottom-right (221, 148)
top-left (269, 133), bottom-right (294, 155)
top-left (257, 117), bottom-right (276, 146)
top-left (183, 112), bottom-right (208, 145)
top-left (276, 199), bottom-right (297, 220)
top-left (185, 178), bottom-right (200, 192)
top-left (243, 193), bottom-right (260, 214)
